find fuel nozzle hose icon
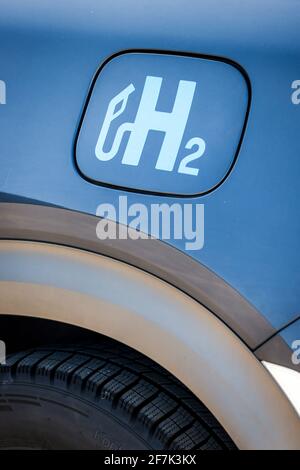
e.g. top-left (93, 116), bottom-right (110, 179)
top-left (95, 76), bottom-right (205, 176)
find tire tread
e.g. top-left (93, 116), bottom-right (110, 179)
top-left (0, 342), bottom-right (235, 450)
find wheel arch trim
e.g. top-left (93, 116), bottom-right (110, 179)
top-left (0, 202), bottom-right (273, 348)
top-left (0, 240), bottom-right (299, 450)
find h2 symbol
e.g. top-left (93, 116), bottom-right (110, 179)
top-left (95, 76), bottom-right (206, 176)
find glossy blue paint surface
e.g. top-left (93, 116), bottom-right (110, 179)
top-left (0, 0), bottom-right (299, 332)
top-left (280, 320), bottom-right (300, 349)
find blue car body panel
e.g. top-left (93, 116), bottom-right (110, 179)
top-left (0, 1), bottom-right (299, 342)
top-left (281, 320), bottom-right (300, 347)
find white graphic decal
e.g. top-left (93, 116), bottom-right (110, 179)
top-left (0, 80), bottom-right (6, 105)
top-left (95, 76), bottom-right (205, 176)
top-left (0, 340), bottom-right (6, 365)
top-left (292, 340), bottom-right (300, 365)
top-left (291, 80), bottom-right (300, 105)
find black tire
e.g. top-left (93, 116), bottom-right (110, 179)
top-left (0, 341), bottom-right (236, 450)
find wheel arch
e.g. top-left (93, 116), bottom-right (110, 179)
top-left (0, 239), bottom-right (299, 450)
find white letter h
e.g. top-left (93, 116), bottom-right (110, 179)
top-left (121, 76), bottom-right (196, 171)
